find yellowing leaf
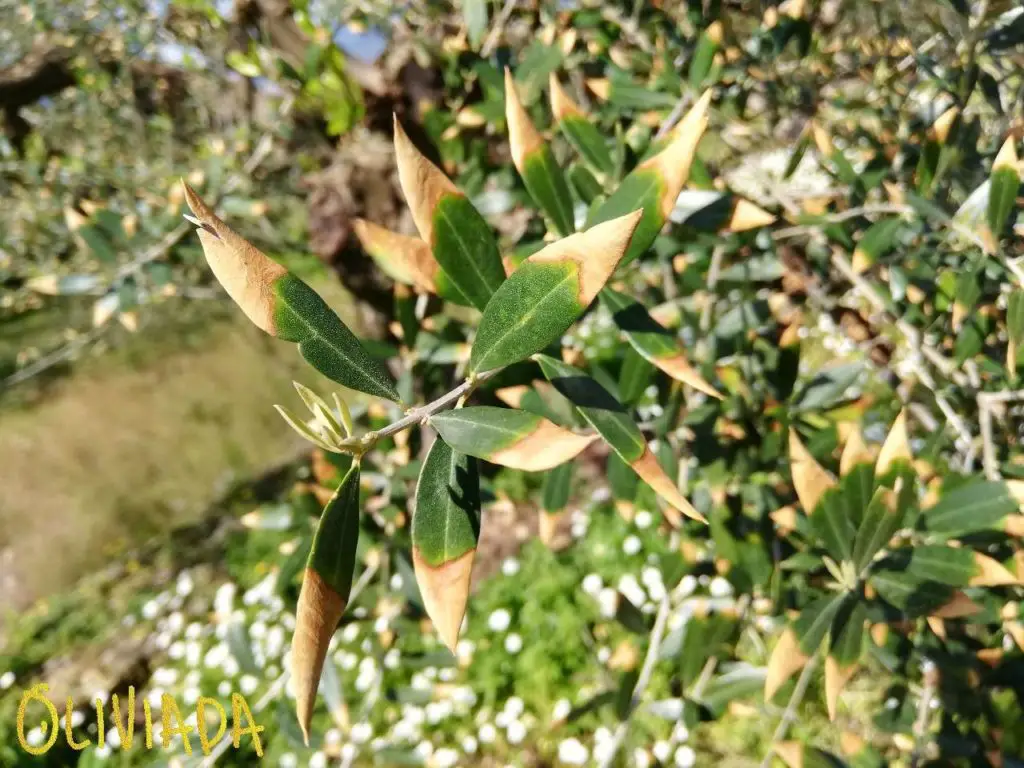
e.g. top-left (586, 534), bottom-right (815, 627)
top-left (840, 424), bottom-right (872, 476)
top-left (642, 90), bottom-right (712, 219)
top-left (183, 182), bottom-right (286, 335)
top-left (352, 218), bottom-right (437, 292)
top-left (292, 568), bottom-right (347, 745)
top-left (789, 430), bottom-right (835, 514)
top-left (824, 657), bottom-right (857, 722)
top-left (969, 552), bottom-right (1020, 586)
top-left (549, 73), bottom-right (584, 122)
top-left (504, 68), bottom-right (544, 173)
top-left (631, 447), bottom-right (706, 525)
top-left (876, 410), bottom-right (913, 476)
top-left (392, 116), bottom-right (462, 246)
top-left (764, 628), bottom-right (809, 701)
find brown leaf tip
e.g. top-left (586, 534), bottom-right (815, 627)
top-left (393, 113), bottom-right (461, 244)
top-left (504, 67), bottom-right (544, 171)
top-left (413, 548), bottom-right (475, 653)
top-left (291, 568), bottom-right (347, 746)
top-left (549, 73), bottom-right (583, 122)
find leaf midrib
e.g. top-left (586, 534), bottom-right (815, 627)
top-left (473, 269), bottom-right (579, 372)
top-left (436, 203), bottom-right (502, 304)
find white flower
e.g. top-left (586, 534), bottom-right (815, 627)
top-left (185, 622), bottom-right (202, 640)
top-left (1, 670), bottom-right (16, 690)
top-left (597, 587), bottom-right (619, 618)
top-left (504, 633), bottom-right (523, 654)
top-left (558, 737), bottom-right (589, 765)
top-left (324, 728), bottom-right (342, 745)
top-left (341, 623), bottom-right (360, 643)
top-left (415, 740), bottom-right (433, 759)
top-left (374, 616), bottom-right (390, 633)
top-left (507, 720), bottom-right (526, 744)
top-left (478, 723), bottom-right (497, 744)
top-left (152, 667), bottom-right (178, 687)
top-left (674, 745), bottom-right (696, 767)
top-left (593, 740), bottom-right (615, 764)
top-left (222, 656), bottom-right (240, 677)
top-left (552, 699), bottom-right (571, 722)
top-left (176, 572), bottom-right (194, 597)
top-left (183, 686), bottom-right (200, 706)
top-left (339, 651), bottom-right (358, 670)
top-left (677, 575), bottom-right (697, 597)
top-left (351, 722), bottom-right (373, 744)
top-left (462, 735), bottom-right (478, 753)
top-left (709, 577), bottom-right (733, 598)
top-left (279, 754), bottom-right (297, 768)
top-left (488, 608), bottom-right (511, 632)
top-left (633, 748), bottom-right (651, 768)
top-left (439, 667), bottom-right (456, 682)
top-left (634, 510), bottom-right (653, 529)
top-left (94, 744), bottom-right (111, 759)
top-left (217, 680), bottom-right (231, 697)
top-left (618, 574), bottom-right (647, 607)
top-left (434, 748), bottom-right (460, 768)
top-left (452, 686), bottom-right (477, 708)
top-left (495, 710), bottom-right (511, 728)
top-left (427, 700), bottom-right (453, 724)
top-left (502, 558), bottom-right (520, 576)
top-left (214, 583), bottom-right (235, 616)
top-left (390, 573), bottom-right (404, 590)
top-left (239, 675), bottom-right (259, 696)
top-left (457, 639), bottom-right (476, 663)
top-left (309, 752), bottom-right (327, 768)
top-left (26, 727), bottom-right (45, 747)
top-left (106, 727), bottom-right (122, 748)
top-left (597, 646), bottom-right (611, 663)
top-left (581, 573), bottom-right (603, 595)
top-left (672, 723), bottom-right (690, 742)
top-left (384, 649), bottom-right (401, 670)
top-left (623, 535), bottom-right (642, 555)
top-left (341, 744), bottom-right (357, 761)
top-left (142, 600), bottom-right (160, 620)
top-left (653, 740), bottom-right (672, 762)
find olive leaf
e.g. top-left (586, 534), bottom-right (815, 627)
top-left (431, 406), bottom-right (596, 471)
top-left (469, 210), bottom-right (643, 374)
top-left (393, 117), bottom-right (506, 310)
top-left (291, 463), bottom-right (361, 744)
top-left (505, 68), bottom-right (575, 236)
top-left (412, 436), bottom-right (481, 652)
top-left (537, 354), bottom-right (705, 525)
top-left (183, 184), bottom-right (400, 403)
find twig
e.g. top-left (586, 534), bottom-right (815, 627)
top-left (364, 368), bottom-right (502, 445)
top-left (1, 326), bottom-right (106, 391)
top-left (655, 93), bottom-right (693, 141)
top-left (596, 593), bottom-right (673, 768)
top-left (909, 661), bottom-right (939, 768)
top-left (480, 0), bottom-right (518, 58)
top-left (759, 655), bottom-right (818, 768)
top-left (978, 394), bottom-right (999, 480)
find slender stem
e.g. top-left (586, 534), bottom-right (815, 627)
top-left (363, 368), bottom-right (501, 446)
top-left (596, 593), bottom-right (673, 768)
top-left (759, 655), bottom-right (818, 768)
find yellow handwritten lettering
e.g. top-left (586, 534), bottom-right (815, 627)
top-left (161, 694), bottom-right (194, 755)
top-left (110, 688), bottom-right (135, 749)
top-left (17, 684), bottom-right (59, 756)
top-left (196, 696), bottom-right (227, 755)
top-left (231, 693), bottom-right (264, 757)
top-left (95, 697), bottom-right (104, 748)
top-left (143, 698), bottom-right (154, 749)
top-left (64, 697), bottom-right (91, 750)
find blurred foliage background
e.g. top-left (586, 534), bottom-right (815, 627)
top-left (3, 0), bottom-right (1024, 766)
